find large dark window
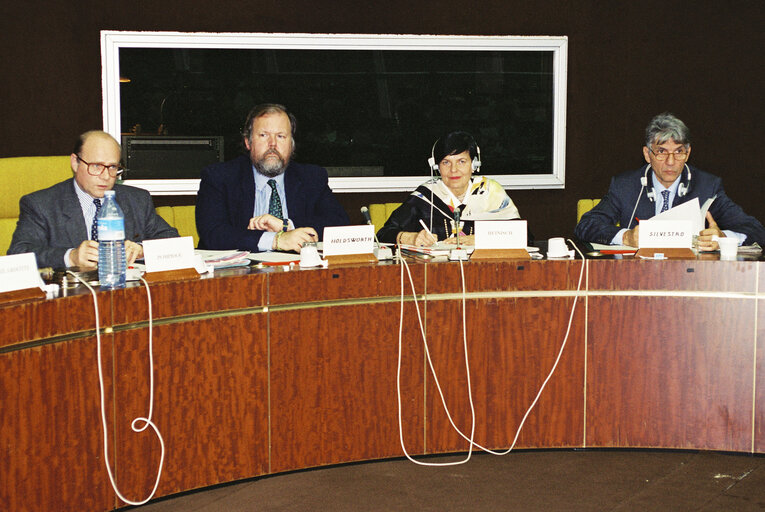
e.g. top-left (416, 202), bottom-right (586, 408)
top-left (102, 33), bottom-right (567, 194)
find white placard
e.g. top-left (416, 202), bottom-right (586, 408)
top-left (475, 220), bottom-right (527, 249)
top-left (0, 253), bottom-right (41, 293)
top-left (638, 219), bottom-right (693, 248)
top-left (322, 225), bottom-right (375, 256)
top-left (143, 236), bottom-right (196, 272)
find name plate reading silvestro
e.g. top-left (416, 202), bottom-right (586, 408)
top-left (638, 219), bottom-right (693, 248)
top-left (475, 220), bottom-right (527, 249)
top-left (0, 252), bottom-right (41, 293)
top-left (143, 236), bottom-right (196, 272)
top-left (322, 225), bottom-right (375, 256)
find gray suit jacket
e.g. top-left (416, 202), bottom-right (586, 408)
top-left (8, 178), bottom-right (179, 268)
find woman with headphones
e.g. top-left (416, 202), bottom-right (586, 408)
top-left (377, 131), bottom-right (520, 247)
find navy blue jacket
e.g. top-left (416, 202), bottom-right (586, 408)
top-left (195, 155), bottom-right (350, 251)
top-left (574, 164), bottom-right (765, 246)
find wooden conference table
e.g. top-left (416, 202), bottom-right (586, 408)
top-left (2, 254), bottom-right (765, 511)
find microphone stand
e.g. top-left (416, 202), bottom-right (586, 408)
top-left (449, 208), bottom-right (469, 261)
top-left (360, 206), bottom-right (393, 260)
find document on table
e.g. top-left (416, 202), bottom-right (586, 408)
top-left (651, 196), bottom-right (716, 235)
top-left (248, 251), bottom-right (301, 264)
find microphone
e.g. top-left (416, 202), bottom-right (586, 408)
top-left (360, 205), bottom-right (373, 225)
top-left (360, 206), bottom-right (392, 260)
top-left (453, 208), bottom-right (462, 247)
top-left (448, 208), bottom-right (469, 260)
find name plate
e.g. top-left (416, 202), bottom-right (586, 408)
top-left (322, 225), bottom-right (375, 256)
top-left (475, 220), bottom-right (527, 249)
top-left (638, 219), bottom-right (693, 248)
top-left (0, 253), bottom-right (41, 293)
top-left (143, 236), bottom-right (196, 272)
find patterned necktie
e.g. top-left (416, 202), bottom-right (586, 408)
top-left (267, 179), bottom-right (283, 219)
top-left (660, 190), bottom-right (670, 213)
top-left (91, 198), bottom-right (102, 241)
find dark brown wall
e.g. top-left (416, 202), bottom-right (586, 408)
top-left (1, 1), bottom-right (763, 240)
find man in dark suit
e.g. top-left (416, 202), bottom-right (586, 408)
top-left (575, 113), bottom-right (765, 250)
top-left (8, 131), bottom-right (179, 268)
top-left (195, 103), bottom-right (349, 252)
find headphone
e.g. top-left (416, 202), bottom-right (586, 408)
top-left (427, 138), bottom-right (482, 173)
top-left (627, 163), bottom-right (692, 230)
top-left (640, 163), bottom-right (692, 201)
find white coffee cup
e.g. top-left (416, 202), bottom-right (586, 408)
top-left (299, 242), bottom-right (323, 267)
top-left (713, 236), bottom-right (738, 260)
top-left (547, 237), bottom-right (569, 258)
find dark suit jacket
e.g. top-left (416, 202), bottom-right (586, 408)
top-left (8, 178), bottom-right (179, 268)
top-left (574, 164), bottom-right (765, 246)
top-left (195, 155), bottom-right (350, 251)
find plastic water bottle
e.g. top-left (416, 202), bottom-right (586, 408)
top-left (97, 190), bottom-right (127, 289)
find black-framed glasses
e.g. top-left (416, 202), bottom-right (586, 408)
top-left (649, 147), bottom-right (689, 162)
top-left (76, 155), bottom-right (125, 177)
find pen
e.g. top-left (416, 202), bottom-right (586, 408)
top-left (419, 219), bottom-right (434, 237)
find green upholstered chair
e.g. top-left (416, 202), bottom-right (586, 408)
top-left (155, 205), bottom-right (199, 247)
top-left (368, 202), bottom-right (402, 231)
top-left (0, 156), bottom-right (72, 255)
top-left (576, 199), bottom-right (601, 223)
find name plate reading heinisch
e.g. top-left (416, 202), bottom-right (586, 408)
top-left (475, 220), bottom-right (527, 249)
top-left (638, 219), bottom-right (693, 248)
top-left (143, 236), bottom-right (196, 272)
top-left (322, 225), bottom-right (375, 256)
top-left (0, 253), bottom-right (41, 293)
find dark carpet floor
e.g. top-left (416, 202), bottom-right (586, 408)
top-left (127, 450), bottom-right (765, 511)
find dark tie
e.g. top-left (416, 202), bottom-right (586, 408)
top-left (660, 190), bottom-right (670, 213)
top-left (91, 198), bottom-right (102, 241)
top-left (267, 179), bottom-right (283, 219)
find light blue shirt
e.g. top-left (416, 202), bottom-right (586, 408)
top-left (252, 168), bottom-right (291, 251)
top-left (611, 173), bottom-right (745, 245)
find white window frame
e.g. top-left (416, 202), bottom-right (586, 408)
top-left (102, 31), bottom-right (567, 195)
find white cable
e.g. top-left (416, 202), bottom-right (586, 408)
top-left (68, 272), bottom-right (165, 506)
top-left (396, 251), bottom-right (476, 466)
top-left (396, 242), bottom-right (587, 460)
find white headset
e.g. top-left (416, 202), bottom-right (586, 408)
top-left (640, 163), bottom-right (691, 201)
top-left (427, 138), bottom-right (482, 173)
top-left (627, 163), bottom-right (692, 229)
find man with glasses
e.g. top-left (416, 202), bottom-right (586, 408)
top-left (8, 130), bottom-right (178, 268)
top-left (575, 113), bottom-right (765, 250)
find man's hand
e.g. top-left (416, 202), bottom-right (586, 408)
top-left (125, 240), bottom-right (143, 265)
top-left (273, 227), bottom-right (318, 252)
top-left (69, 240), bottom-right (99, 269)
top-left (248, 214), bottom-right (284, 232)
top-left (697, 212), bottom-right (724, 251)
top-left (622, 226), bottom-right (639, 248)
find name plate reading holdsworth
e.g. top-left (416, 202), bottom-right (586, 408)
top-left (638, 219), bottom-right (693, 248)
top-left (322, 225), bottom-right (375, 256)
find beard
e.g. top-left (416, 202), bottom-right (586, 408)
top-left (253, 149), bottom-right (289, 178)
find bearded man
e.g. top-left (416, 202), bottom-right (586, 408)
top-left (195, 103), bottom-right (349, 252)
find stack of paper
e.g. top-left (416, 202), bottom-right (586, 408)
top-left (195, 250), bottom-right (251, 268)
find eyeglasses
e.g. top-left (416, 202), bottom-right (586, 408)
top-left (649, 147), bottom-right (689, 162)
top-left (76, 155), bottom-right (124, 177)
